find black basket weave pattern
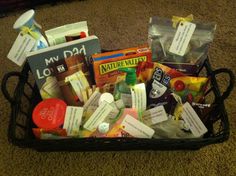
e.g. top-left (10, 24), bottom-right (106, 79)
top-left (1, 56), bottom-right (234, 151)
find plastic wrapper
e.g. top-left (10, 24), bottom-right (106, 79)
top-left (137, 61), bottom-right (184, 110)
top-left (148, 15), bottom-right (216, 74)
top-left (33, 128), bottom-right (67, 139)
top-left (152, 119), bottom-right (195, 139)
top-left (170, 76), bottom-right (209, 103)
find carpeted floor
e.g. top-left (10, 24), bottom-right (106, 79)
top-left (0, 0), bottom-right (236, 175)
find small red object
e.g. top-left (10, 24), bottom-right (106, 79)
top-left (174, 80), bottom-right (185, 91)
top-left (187, 93), bottom-right (193, 103)
top-left (80, 31), bottom-right (87, 38)
top-left (32, 98), bottom-right (67, 129)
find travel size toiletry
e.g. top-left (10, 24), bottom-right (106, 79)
top-left (45, 21), bottom-right (88, 46)
top-left (114, 68), bottom-right (137, 107)
top-left (13, 9), bottom-right (48, 50)
top-left (32, 98), bottom-right (67, 129)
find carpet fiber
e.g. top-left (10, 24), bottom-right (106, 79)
top-left (0, 0), bottom-right (235, 175)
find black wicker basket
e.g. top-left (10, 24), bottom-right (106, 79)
top-left (1, 56), bottom-right (234, 152)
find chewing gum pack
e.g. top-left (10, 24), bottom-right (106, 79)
top-left (92, 47), bottom-right (152, 87)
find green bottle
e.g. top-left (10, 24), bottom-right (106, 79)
top-left (114, 68), bottom-right (137, 107)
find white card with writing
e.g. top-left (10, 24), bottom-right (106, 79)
top-left (121, 114), bottom-right (155, 138)
top-left (131, 83), bottom-right (147, 112)
top-left (169, 21), bottom-right (196, 56)
top-left (70, 80), bottom-right (84, 101)
top-left (182, 102), bottom-right (208, 137)
top-left (7, 33), bottom-right (36, 66)
top-left (142, 105), bottom-right (168, 126)
top-left (83, 91), bottom-right (101, 111)
top-left (83, 101), bottom-right (113, 131)
top-left (63, 106), bottom-right (83, 136)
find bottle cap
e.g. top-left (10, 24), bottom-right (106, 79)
top-left (98, 122), bottom-right (110, 134)
top-left (13, 9), bottom-right (35, 30)
top-left (98, 92), bottom-right (114, 106)
top-left (80, 31), bottom-right (87, 38)
top-left (118, 68), bottom-right (137, 85)
top-left (32, 98), bottom-right (67, 129)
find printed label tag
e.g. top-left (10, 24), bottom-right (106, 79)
top-left (121, 114), bottom-right (155, 138)
top-left (63, 106), bottom-right (83, 136)
top-left (142, 105), bottom-right (168, 126)
top-left (131, 83), bottom-right (147, 113)
top-left (169, 21), bottom-right (196, 56)
top-left (182, 102), bottom-right (208, 137)
top-left (83, 101), bottom-right (113, 131)
top-left (7, 33), bottom-right (36, 66)
top-left (70, 80), bottom-right (83, 101)
top-left (83, 91), bottom-right (101, 111)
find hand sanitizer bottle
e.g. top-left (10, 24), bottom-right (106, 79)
top-left (114, 68), bottom-right (137, 107)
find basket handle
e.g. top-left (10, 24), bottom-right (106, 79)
top-left (212, 68), bottom-right (235, 102)
top-left (1, 71), bottom-right (22, 104)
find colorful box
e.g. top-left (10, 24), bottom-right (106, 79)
top-left (92, 46), bottom-right (152, 87)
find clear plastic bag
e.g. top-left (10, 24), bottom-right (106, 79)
top-left (148, 16), bottom-right (216, 74)
top-left (152, 118), bottom-right (195, 139)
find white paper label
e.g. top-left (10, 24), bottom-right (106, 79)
top-left (63, 106), bottom-right (83, 136)
top-left (83, 91), bottom-right (101, 111)
top-left (169, 21), bottom-right (196, 56)
top-left (182, 102), bottom-right (208, 137)
top-left (120, 93), bottom-right (132, 107)
top-left (142, 105), bottom-right (168, 126)
top-left (70, 80), bottom-right (83, 101)
top-left (131, 83), bottom-right (147, 113)
top-left (121, 114), bottom-right (154, 138)
top-left (83, 101), bottom-right (113, 131)
top-left (7, 33), bottom-right (36, 66)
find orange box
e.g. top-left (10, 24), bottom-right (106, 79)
top-left (92, 46), bottom-right (152, 87)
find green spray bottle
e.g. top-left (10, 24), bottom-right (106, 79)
top-left (114, 68), bottom-right (137, 107)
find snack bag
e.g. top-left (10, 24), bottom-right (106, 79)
top-left (137, 61), bottom-right (185, 110)
top-left (137, 61), bottom-right (185, 84)
top-left (33, 128), bottom-right (67, 139)
top-left (148, 15), bottom-right (216, 74)
top-left (170, 76), bottom-right (209, 103)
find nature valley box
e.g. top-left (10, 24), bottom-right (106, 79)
top-left (92, 46), bottom-right (151, 87)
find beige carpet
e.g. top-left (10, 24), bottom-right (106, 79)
top-left (0, 0), bottom-right (236, 175)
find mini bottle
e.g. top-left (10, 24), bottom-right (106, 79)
top-left (114, 68), bottom-right (137, 107)
top-left (13, 9), bottom-right (48, 50)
